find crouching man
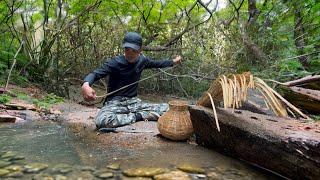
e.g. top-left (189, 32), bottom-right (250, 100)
top-left (81, 32), bottom-right (182, 128)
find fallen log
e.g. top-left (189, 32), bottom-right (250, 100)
top-left (189, 105), bottom-right (320, 179)
top-left (281, 86), bottom-right (320, 114)
top-left (283, 75), bottom-right (320, 89)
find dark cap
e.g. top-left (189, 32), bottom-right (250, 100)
top-left (122, 32), bottom-right (142, 51)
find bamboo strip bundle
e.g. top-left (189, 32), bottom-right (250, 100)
top-left (197, 72), bottom-right (310, 120)
top-left (197, 72), bottom-right (252, 107)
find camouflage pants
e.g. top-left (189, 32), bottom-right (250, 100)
top-left (95, 97), bottom-right (169, 128)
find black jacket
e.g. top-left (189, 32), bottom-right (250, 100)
top-left (83, 54), bottom-right (174, 101)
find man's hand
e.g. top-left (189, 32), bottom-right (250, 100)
top-left (81, 82), bottom-right (96, 101)
top-left (173, 55), bottom-right (182, 65)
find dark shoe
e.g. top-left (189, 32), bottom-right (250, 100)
top-left (144, 112), bottom-right (160, 121)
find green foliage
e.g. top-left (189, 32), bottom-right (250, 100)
top-left (0, 94), bottom-right (12, 104)
top-left (0, 71), bottom-right (29, 87)
top-left (11, 73), bottom-right (29, 87)
top-left (7, 90), bottom-right (64, 110)
top-left (311, 115), bottom-right (320, 121)
top-left (32, 93), bottom-right (64, 110)
top-left (0, 0), bottom-right (319, 99)
top-left (308, 59), bottom-right (320, 73)
top-left (279, 59), bottom-right (303, 73)
top-left (0, 61), bottom-right (7, 75)
top-left (16, 92), bottom-right (32, 102)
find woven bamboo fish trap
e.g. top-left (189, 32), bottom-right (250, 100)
top-left (157, 100), bottom-right (193, 141)
top-left (197, 72), bottom-right (310, 132)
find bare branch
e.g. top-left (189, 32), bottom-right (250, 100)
top-left (163, 0), bottom-right (218, 48)
top-left (247, 0), bottom-right (260, 25)
top-left (5, 41), bottom-right (25, 91)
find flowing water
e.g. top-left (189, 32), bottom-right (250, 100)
top-left (0, 120), bottom-right (282, 179)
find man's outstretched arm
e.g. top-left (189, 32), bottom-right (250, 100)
top-left (145, 55), bottom-right (182, 68)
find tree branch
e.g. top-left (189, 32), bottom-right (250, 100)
top-left (5, 41), bottom-right (25, 91)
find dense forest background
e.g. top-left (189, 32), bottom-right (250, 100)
top-left (0, 0), bottom-right (319, 99)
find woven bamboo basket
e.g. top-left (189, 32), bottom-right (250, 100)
top-left (157, 100), bottom-right (193, 141)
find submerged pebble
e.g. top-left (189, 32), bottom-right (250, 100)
top-left (10, 155), bottom-right (25, 161)
top-left (51, 163), bottom-right (73, 174)
top-left (55, 174), bottom-right (68, 180)
top-left (95, 171), bottom-right (114, 179)
top-left (121, 177), bottom-right (152, 180)
top-left (1, 151), bottom-right (17, 159)
top-left (207, 171), bottom-right (220, 179)
top-left (107, 163), bottom-right (121, 170)
top-left (77, 165), bottom-right (96, 172)
top-left (0, 160), bottom-right (12, 168)
top-left (221, 168), bottom-right (249, 179)
top-left (0, 151), bottom-right (6, 157)
top-left (192, 173), bottom-right (207, 179)
top-left (177, 164), bottom-right (205, 174)
top-left (1, 158), bottom-right (11, 162)
top-left (5, 171), bottom-right (24, 178)
top-left (154, 170), bottom-right (191, 180)
top-left (33, 173), bottom-right (54, 180)
top-left (0, 169), bottom-right (10, 177)
top-left (5, 165), bottom-right (24, 172)
top-left (123, 167), bottom-right (168, 177)
top-left (24, 163), bottom-right (48, 173)
top-left (69, 171), bottom-right (95, 179)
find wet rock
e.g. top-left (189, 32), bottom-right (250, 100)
top-left (106, 163), bottom-right (121, 170)
top-left (192, 174), bottom-right (207, 179)
top-left (208, 167), bottom-right (226, 173)
top-left (221, 169), bottom-right (248, 179)
top-left (77, 165), bottom-right (96, 172)
top-left (24, 163), bottom-right (48, 173)
top-left (1, 158), bottom-right (11, 162)
top-left (1, 151), bottom-right (17, 159)
top-left (98, 172), bottom-right (114, 179)
top-left (11, 159), bottom-right (27, 165)
top-left (0, 169), bottom-right (10, 177)
top-left (33, 173), bottom-right (54, 180)
top-left (0, 151), bottom-right (6, 156)
top-left (55, 174), bottom-right (68, 180)
top-left (0, 115), bottom-right (16, 123)
top-left (5, 165), bottom-right (24, 172)
top-left (69, 171), bottom-right (95, 179)
top-left (5, 171), bottom-right (24, 178)
top-left (51, 163), bottom-right (73, 174)
top-left (207, 171), bottom-right (220, 180)
top-left (123, 167), bottom-right (168, 177)
top-left (121, 177), bottom-right (152, 180)
top-left (177, 164), bottom-right (205, 174)
top-left (154, 170), bottom-right (191, 180)
top-left (0, 160), bottom-right (12, 168)
top-left (10, 155), bottom-right (25, 161)
top-left (93, 169), bottom-right (114, 179)
top-left (206, 167), bottom-right (226, 180)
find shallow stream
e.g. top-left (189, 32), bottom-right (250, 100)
top-left (0, 120), bottom-right (281, 179)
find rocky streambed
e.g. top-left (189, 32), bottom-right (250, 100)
top-left (0, 93), bottom-right (280, 179)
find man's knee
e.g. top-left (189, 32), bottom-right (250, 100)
top-left (95, 112), bottom-right (138, 129)
top-left (95, 113), bottom-right (118, 128)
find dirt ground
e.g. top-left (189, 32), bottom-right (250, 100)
top-left (1, 84), bottom-right (195, 149)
